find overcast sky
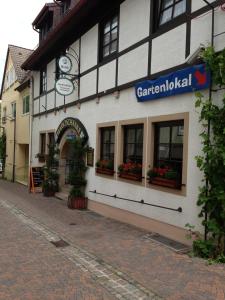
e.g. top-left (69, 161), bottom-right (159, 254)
top-left (0, 0), bottom-right (48, 87)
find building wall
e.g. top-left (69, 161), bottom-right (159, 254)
top-left (31, 86), bottom-right (206, 233)
top-left (1, 54), bottom-right (30, 184)
top-left (1, 54), bottom-right (19, 180)
top-left (32, 0), bottom-right (225, 116)
top-left (30, 0), bottom-right (225, 241)
top-left (16, 86), bottom-right (30, 184)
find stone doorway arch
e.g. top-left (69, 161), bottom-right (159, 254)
top-left (56, 118), bottom-right (89, 192)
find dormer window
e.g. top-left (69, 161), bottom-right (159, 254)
top-left (62, 0), bottom-right (71, 14)
top-left (40, 14), bottom-right (53, 41)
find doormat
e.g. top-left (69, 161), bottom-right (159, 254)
top-left (143, 233), bottom-right (190, 253)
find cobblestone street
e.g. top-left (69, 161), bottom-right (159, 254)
top-left (0, 180), bottom-right (225, 300)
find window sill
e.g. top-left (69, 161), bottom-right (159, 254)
top-left (40, 91), bottom-right (47, 97)
top-left (118, 172), bottom-right (142, 182)
top-left (148, 177), bottom-right (181, 189)
top-left (117, 173), bottom-right (144, 187)
top-left (99, 52), bottom-right (117, 67)
top-left (96, 168), bottom-right (115, 176)
top-left (95, 169), bottom-right (116, 180)
top-left (22, 113), bottom-right (30, 117)
top-left (152, 14), bottom-right (186, 38)
top-left (147, 181), bottom-right (186, 196)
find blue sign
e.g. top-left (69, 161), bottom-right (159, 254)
top-left (135, 64), bottom-right (210, 102)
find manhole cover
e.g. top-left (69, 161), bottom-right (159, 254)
top-left (51, 239), bottom-right (70, 248)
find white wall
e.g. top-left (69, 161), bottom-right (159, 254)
top-left (151, 24), bottom-right (186, 74)
top-left (80, 70), bottom-right (97, 99)
top-left (31, 85), bottom-right (209, 232)
top-left (80, 25), bottom-right (98, 73)
top-left (192, 0), bottom-right (214, 12)
top-left (33, 71), bottom-right (40, 99)
top-left (47, 60), bottom-right (55, 91)
top-left (119, 0), bottom-right (150, 51)
top-left (98, 61), bottom-right (116, 93)
top-left (118, 43), bottom-right (148, 85)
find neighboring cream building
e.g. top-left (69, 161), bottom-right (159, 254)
top-left (0, 45), bottom-right (32, 184)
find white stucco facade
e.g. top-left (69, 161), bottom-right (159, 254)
top-left (29, 0), bottom-right (225, 243)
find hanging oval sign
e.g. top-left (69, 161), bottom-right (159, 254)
top-left (58, 55), bottom-right (72, 73)
top-left (55, 78), bottom-right (74, 96)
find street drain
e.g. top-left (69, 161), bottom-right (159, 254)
top-left (69, 223), bottom-right (77, 226)
top-left (51, 239), bottom-right (70, 248)
top-left (143, 233), bottom-right (190, 253)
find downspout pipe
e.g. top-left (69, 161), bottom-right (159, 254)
top-left (28, 75), bottom-right (34, 192)
top-left (201, 0), bottom-right (215, 241)
top-left (12, 117), bottom-right (16, 183)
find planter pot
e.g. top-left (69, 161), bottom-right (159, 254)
top-left (96, 168), bottom-right (114, 176)
top-left (38, 156), bottom-right (45, 163)
top-left (119, 172), bottom-right (142, 182)
top-left (43, 189), bottom-right (55, 197)
top-left (149, 177), bottom-right (180, 189)
top-left (67, 196), bottom-right (87, 209)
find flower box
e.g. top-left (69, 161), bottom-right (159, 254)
top-left (149, 177), bottom-right (180, 189)
top-left (119, 172), bottom-right (142, 182)
top-left (96, 168), bottom-right (114, 176)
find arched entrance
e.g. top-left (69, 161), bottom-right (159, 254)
top-left (56, 118), bottom-right (89, 192)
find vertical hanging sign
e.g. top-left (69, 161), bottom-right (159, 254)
top-left (55, 55), bottom-right (74, 96)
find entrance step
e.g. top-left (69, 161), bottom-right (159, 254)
top-left (55, 192), bottom-right (68, 202)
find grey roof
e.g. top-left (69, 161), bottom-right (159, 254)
top-left (8, 45), bottom-right (33, 83)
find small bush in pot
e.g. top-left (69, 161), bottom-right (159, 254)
top-left (67, 138), bottom-right (88, 209)
top-left (42, 144), bottom-right (59, 197)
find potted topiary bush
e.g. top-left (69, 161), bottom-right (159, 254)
top-left (67, 138), bottom-right (88, 209)
top-left (42, 143), bottom-right (59, 197)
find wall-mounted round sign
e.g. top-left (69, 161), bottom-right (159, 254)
top-left (58, 55), bottom-right (72, 73)
top-left (55, 78), bottom-right (74, 96)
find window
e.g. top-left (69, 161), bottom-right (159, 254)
top-left (158, 0), bottom-right (186, 26)
top-left (11, 102), bottom-right (16, 119)
top-left (62, 0), bottom-right (71, 14)
top-left (4, 67), bottom-right (16, 90)
top-left (154, 120), bottom-right (184, 186)
top-left (2, 107), bottom-right (6, 124)
top-left (100, 127), bottom-right (115, 161)
top-left (40, 15), bottom-right (53, 41)
top-left (100, 13), bottom-right (119, 60)
top-left (48, 132), bottom-right (55, 147)
top-left (123, 124), bottom-right (143, 164)
top-left (40, 133), bottom-right (46, 155)
top-left (22, 95), bottom-right (30, 114)
top-left (40, 67), bottom-right (47, 95)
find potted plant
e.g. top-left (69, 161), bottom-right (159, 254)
top-left (42, 144), bottom-right (59, 197)
top-left (67, 138), bottom-right (88, 209)
top-left (96, 159), bottom-right (114, 176)
top-left (36, 153), bottom-right (46, 163)
top-left (147, 166), bottom-right (180, 189)
top-left (118, 161), bottom-right (142, 181)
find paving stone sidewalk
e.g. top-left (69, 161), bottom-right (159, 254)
top-left (0, 200), bottom-right (115, 300)
top-left (0, 180), bottom-right (225, 300)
